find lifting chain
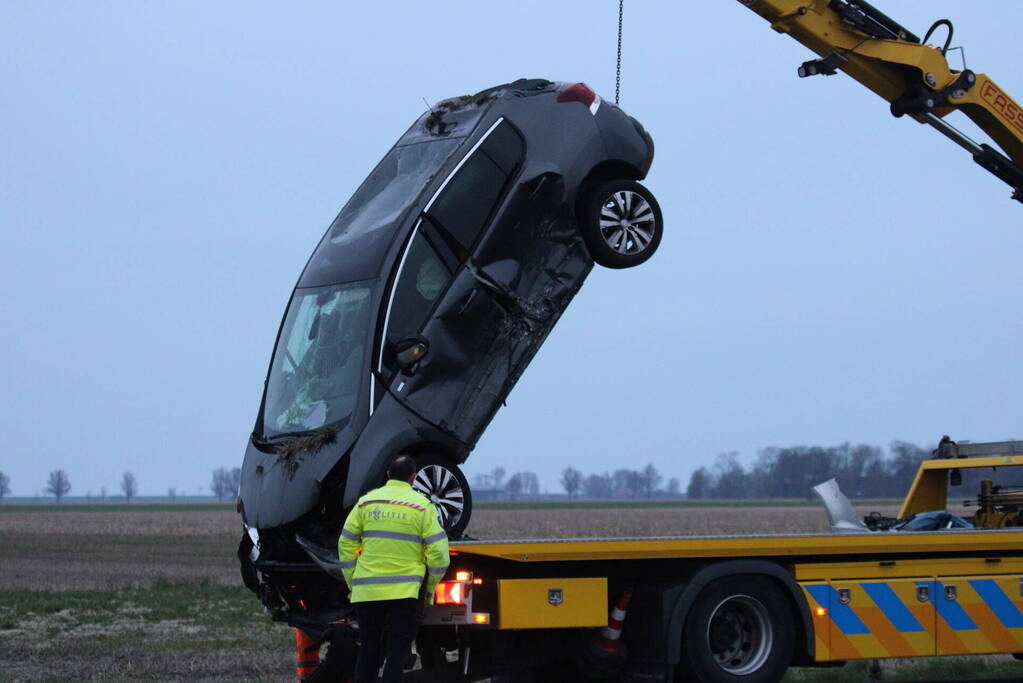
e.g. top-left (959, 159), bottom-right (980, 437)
top-left (616, 0), bottom-right (623, 105)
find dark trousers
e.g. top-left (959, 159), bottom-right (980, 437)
top-left (354, 598), bottom-right (419, 683)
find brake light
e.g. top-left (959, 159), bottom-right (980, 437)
top-left (557, 82), bottom-right (598, 111)
top-left (435, 581), bottom-right (464, 605)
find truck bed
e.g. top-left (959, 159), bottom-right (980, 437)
top-left (450, 528), bottom-right (1023, 563)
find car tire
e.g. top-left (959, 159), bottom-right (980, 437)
top-left (580, 179), bottom-right (662, 269)
top-left (412, 454), bottom-right (473, 538)
top-left (677, 576), bottom-right (794, 683)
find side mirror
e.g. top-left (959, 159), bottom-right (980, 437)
top-left (395, 337), bottom-right (429, 376)
top-left (950, 468), bottom-right (962, 487)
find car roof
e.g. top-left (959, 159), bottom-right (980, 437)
top-left (296, 79), bottom-right (566, 288)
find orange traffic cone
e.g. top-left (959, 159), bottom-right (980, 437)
top-left (577, 589), bottom-right (631, 678)
top-left (593, 588), bottom-right (631, 653)
top-left (295, 628), bottom-right (320, 682)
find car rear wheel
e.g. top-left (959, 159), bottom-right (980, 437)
top-left (412, 454), bottom-right (472, 538)
top-left (580, 180), bottom-right (662, 269)
top-left (678, 576), bottom-right (793, 683)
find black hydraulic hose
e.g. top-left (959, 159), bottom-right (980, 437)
top-left (923, 19), bottom-right (954, 56)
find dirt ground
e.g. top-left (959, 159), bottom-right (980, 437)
top-left (0, 503), bottom-right (865, 593)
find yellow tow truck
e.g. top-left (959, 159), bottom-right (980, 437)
top-left (408, 439), bottom-right (1023, 681)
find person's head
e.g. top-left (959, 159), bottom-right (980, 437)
top-left (387, 454), bottom-right (417, 484)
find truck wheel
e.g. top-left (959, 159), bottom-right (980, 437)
top-left (412, 454), bottom-right (472, 537)
top-left (580, 180), bottom-right (662, 269)
top-left (678, 576), bottom-right (793, 683)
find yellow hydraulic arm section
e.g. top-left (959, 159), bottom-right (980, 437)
top-left (737, 0), bottom-right (1023, 203)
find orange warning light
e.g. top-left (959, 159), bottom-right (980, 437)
top-left (472, 578), bottom-right (483, 585)
top-left (455, 571), bottom-right (471, 581)
top-left (815, 607), bottom-right (827, 617)
top-left (435, 581), bottom-right (464, 605)
top-left (473, 613), bottom-right (490, 624)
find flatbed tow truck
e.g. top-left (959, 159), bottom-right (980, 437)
top-left (277, 2), bottom-right (1023, 680)
top-left (386, 439), bottom-right (1023, 681)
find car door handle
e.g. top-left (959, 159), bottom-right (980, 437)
top-left (458, 288), bottom-right (479, 314)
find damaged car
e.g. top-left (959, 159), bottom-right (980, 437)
top-left (237, 78), bottom-right (659, 625)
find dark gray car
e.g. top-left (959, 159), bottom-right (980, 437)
top-left (238, 78), bottom-right (659, 625)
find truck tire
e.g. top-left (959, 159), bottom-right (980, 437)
top-left (412, 454), bottom-right (472, 538)
top-left (580, 180), bottom-right (662, 269)
top-left (678, 576), bottom-right (793, 683)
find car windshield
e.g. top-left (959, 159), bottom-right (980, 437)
top-left (328, 140), bottom-right (461, 247)
top-left (262, 281), bottom-right (372, 438)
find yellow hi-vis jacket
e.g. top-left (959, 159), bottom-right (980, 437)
top-left (338, 480), bottom-right (450, 603)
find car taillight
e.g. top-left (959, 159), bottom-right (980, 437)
top-left (435, 580), bottom-right (464, 605)
top-left (557, 82), bottom-right (597, 109)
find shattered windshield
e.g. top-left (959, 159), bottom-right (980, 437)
top-left (328, 140), bottom-right (460, 247)
top-left (262, 282), bottom-right (372, 438)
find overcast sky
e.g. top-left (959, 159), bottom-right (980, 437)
top-left (2, 2), bottom-right (1020, 497)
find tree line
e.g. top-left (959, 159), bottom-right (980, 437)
top-left (686, 441), bottom-right (933, 500)
top-left (0, 441), bottom-right (940, 504)
top-left (474, 464), bottom-right (681, 500)
top-left (0, 467), bottom-right (241, 503)
top-left (472, 441), bottom-right (938, 501)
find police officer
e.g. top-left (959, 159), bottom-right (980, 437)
top-left (339, 454), bottom-right (450, 683)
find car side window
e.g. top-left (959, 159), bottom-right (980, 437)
top-left (379, 230), bottom-right (452, 375)
top-left (426, 120), bottom-right (525, 252)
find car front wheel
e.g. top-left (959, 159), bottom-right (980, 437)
top-left (412, 454), bottom-right (472, 538)
top-left (580, 179), bottom-right (663, 269)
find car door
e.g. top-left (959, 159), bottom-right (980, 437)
top-left (375, 218), bottom-right (509, 444)
top-left (424, 118), bottom-right (592, 442)
top-left (376, 121), bottom-right (531, 444)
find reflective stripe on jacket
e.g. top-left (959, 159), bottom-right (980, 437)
top-left (338, 479), bottom-right (450, 603)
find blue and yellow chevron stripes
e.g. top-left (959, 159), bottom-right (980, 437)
top-left (801, 575), bottom-right (1023, 661)
top-left (933, 577), bottom-right (1023, 655)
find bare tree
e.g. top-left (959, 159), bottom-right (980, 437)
top-left (505, 473), bottom-right (524, 500)
top-left (612, 469), bottom-right (642, 499)
top-left (211, 467), bottom-right (233, 502)
top-left (490, 467), bottom-right (506, 491)
top-left (560, 467), bottom-right (583, 500)
top-left (583, 473), bottom-right (612, 499)
top-left (522, 472), bottom-right (540, 498)
top-left (121, 471), bottom-right (137, 502)
top-left (229, 467), bottom-right (241, 499)
top-left (45, 469), bottom-right (71, 503)
top-left (667, 477), bottom-right (681, 497)
top-left (641, 463), bottom-right (662, 498)
top-left (686, 467), bottom-right (710, 499)
top-left (0, 471), bottom-right (10, 502)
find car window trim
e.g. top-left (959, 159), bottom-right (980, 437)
top-left (423, 117), bottom-right (505, 214)
top-left (376, 220), bottom-right (423, 375)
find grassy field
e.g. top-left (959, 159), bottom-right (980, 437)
top-left (0, 502), bottom-right (1016, 681)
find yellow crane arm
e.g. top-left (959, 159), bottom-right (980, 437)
top-left (738, 0), bottom-right (1023, 203)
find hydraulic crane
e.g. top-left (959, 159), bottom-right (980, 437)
top-left (736, 0), bottom-right (1023, 203)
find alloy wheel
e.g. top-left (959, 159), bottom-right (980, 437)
top-left (599, 190), bottom-right (657, 255)
top-left (413, 464), bottom-right (465, 528)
